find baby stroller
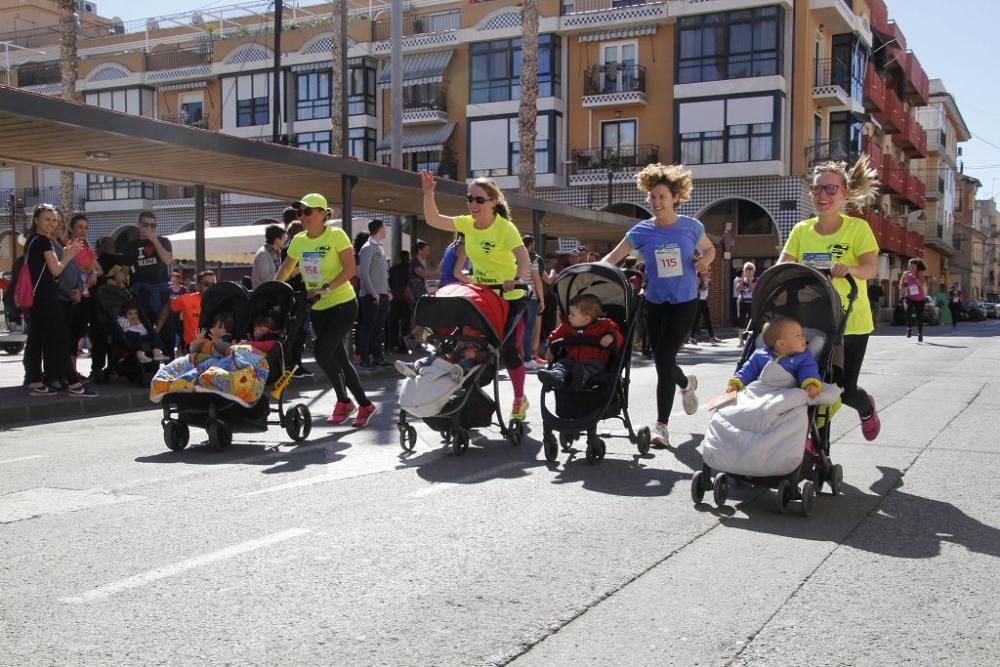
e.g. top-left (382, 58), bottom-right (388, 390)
top-left (396, 282), bottom-right (526, 456)
top-left (691, 263), bottom-right (858, 516)
top-left (158, 280), bottom-right (312, 452)
top-left (91, 283), bottom-right (161, 386)
top-left (539, 263), bottom-right (651, 465)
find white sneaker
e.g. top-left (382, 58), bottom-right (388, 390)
top-left (152, 348), bottom-right (169, 362)
top-left (681, 375), bottom-right (699, 415)
top-left (135, 350), bottom-right (152, 364)
top-left (652, 422), bottom-right (670, 448)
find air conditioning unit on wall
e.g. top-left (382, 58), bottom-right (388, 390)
top-left (78, 1), bottom-right (97, 14)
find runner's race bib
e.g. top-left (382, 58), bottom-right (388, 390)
top-left (908, 282), bottom-right (921, 297)
top-left (802, 252), bottom-right (832, 271)
top-left (300, 251), bottom-right (323, 287)
top-left (654, 245), bottom-right (683, 279)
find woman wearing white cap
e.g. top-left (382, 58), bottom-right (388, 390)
top-left (276, 193), bottom-right (377, 427)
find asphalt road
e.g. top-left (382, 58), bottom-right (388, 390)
top-left (2, 322), bottom-right (999, 666)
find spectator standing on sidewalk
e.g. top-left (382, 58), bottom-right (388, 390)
top-left (65, 213), bottom-right (98, 381)
top-left (733, 262), bottom-right (756, 347)
top-left (867, 280), bottom-right (883, 330)
top-left (252, 224), bottom-right (287, 289)
top-left (388, 251), bottom-right (411, 353)
top-left (900, 258), bottom-right (927, 342)
top-left (947, 282), bottom-right (963, 329)
top-left (405, 240), bottom-right (433, 350)
top-left (689, 272), bottom-right (719, 345)
top-left (156, 270), bottom-right (217, 352)
top-left (126, 211), bottom-right (173, 352)
top-left (357, 219), bottom-right (392, 370)
top-left (520, 234), bottom-right (546, 367)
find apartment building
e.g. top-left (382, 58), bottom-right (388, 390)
top-left (1, 0), bottom-right (939, 319)
top-left (951, 174), bottom-right (983, 299)
top-left (977, 198), bottom-right (1000, 299)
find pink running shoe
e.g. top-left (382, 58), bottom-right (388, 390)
top-left (352, 402), bottom-right (378, 428)
top-left (327, 400), bottom-right (357, 425)
top-left (860, 397), bottom-right (880, 441)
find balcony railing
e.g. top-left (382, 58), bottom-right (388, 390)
top-left (562, 0), bottom-right (666, 15)
top-left (863, 136), bottom-right (883, 171)
top-left (373, 10), bottom-right (459, 41)
top-left (880, 154), bottom-right (905, 194)
top-left (16, 62), bottom-right (61, 87)
top-left (863, 63), bottom-right (885, 112)
top-left (905, 229), bottom-right (925, 258)
top-left (865, 0), bottom-right (890, 37)
top-left (402, 85), bottom-right (447, 113)
top-left (0, 186), bottom-right (87, 212)
top-left (144, 46), bottom-right (213, 72)
top-left (875, 87), bottom-right (906, 134)
top-left (571, 144), bottom-right (660, 172)
top-left (904, 173), bottom-right (927, 210)
top-left (583, 63), bottom-right (647, 96)
top-left (892, 111), bottom-right (927, 159)
top-left (160, 111), bottom-right (211, 129)
top-left (902, 51), bottom-right (929, 106)
top-left (804, 140), bottom-right (859, 169)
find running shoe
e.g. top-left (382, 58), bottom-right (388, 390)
top-left (293, 366), bottom-right (314, 378)
top-left (152, 348), bottom-right (169, 362)
top-left (681, 375), bottom-right (699, 415)
top-left (860, 397), bottom-right (881, 441)
top-left (651, 422), bottom-right (670, 448)
top-left (509, 396), bottom-right (529, 421)
top-left (327, 400), bottom-right (357, 425)
top-left (27, 384), bottom-right (56, 397)
top-left (352, 403), bottom-right (378, 428)
top-left (136, 351), bottom-right (152, 364)
top-left (67, 384), bottom-right (98, 397)
top-left (708, 337), bottom-right (722, 344)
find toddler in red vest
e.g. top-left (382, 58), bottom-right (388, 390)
top-left (538, 293), bottom-right (623, 391)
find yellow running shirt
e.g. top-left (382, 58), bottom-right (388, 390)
top-left (453, 214), bottom-right (525, 300)
top-left (782, 214), bottom-right (879, 335)
top-left (286, 226), bottom-right (355, 310)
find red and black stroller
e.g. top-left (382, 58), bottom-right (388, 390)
top-left (396, 282), bottom-right (526, 455)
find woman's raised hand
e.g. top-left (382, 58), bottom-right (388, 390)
top-left (419, 170), bottom-right (436, 194)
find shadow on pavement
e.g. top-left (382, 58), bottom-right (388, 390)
top-left (550, 455), bottom-right (690, 497)
top-left (134, 433), bottom-right (349, 473)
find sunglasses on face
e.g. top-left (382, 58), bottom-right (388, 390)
top-left (466, 195), bottom-right (490, 205)
top-left (809, 184), bottom-right (843, 196)
top-left (296, 207), bottom-right (318, 216)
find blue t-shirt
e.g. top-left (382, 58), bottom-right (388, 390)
top-left (438, 242), bottom-right (461, 287)
top-left (626, 216), bottom-right (704, 304)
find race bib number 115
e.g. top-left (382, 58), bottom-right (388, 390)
top-left (654, 245), bottom-right (683, 279)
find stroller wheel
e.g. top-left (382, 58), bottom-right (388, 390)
top-left (163, 419), bottom-right (189, 451)
top-left (452, 431), bottom-right (469, 456)
top-left (636, 426), bottom-right (651, 455)
top-left (585, 438), bottom-right (606, 465)
top-left (207, 420), bottom-right (232, 452)
top-left (543, 431), bottom-right (559, 463)
top-left (712, 473), bottom-right (729, 507)
top-left (828, 463), bottom-right (844, 496)
top-left (690, 470), bottom-right (706, 504)
top-left (400, 425), bottom-right (417, 452)
top-left (284, 404), bottom-right (312, 442)
top-left (507, 420), bottom-right (525, 446)
top-left (799, 480), bottom-right (816, 517)
top-left (776, 479), bottom-right (792, 514)
top-left (558, 432), bottom-right (574, 452)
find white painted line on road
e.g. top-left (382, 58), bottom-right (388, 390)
top-left (0, 455), bottom-right (48, 466)
top-left (60, 527), bottom-right (311, 605)
top-left (408, 460), bottom-right (526, 498)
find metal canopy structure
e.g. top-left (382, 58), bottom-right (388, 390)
top-left (0, 87), bottom-right (636, 241)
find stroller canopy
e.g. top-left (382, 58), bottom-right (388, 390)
top-left (554, 262), bottom-right (638, 330)
top-left (414, 283), bottom-right (508, 345)
top-left (750, 264), bottom-right (845, 338)
top-left (199, 281), bottom-right (252, 339)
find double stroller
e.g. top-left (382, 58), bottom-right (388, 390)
top-left (539, 263), bottom-right (651, 464)
top-left (691, 263), bottom-right (858, 517)
top-left (396, 282), bottom-right (526, 456)
top-left (158, 280), bottom-right (312, 452)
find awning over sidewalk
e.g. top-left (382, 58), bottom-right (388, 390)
top-left (167, 220), bottom-right (371, 263)
top-left (377, 50), bottom-right (454, 88)
top-left (376, 123), bottom-right (456, 156)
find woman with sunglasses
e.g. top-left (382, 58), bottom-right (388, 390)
top-left (779, 156), bottom-right (881, 441)
top-left (275, 193), bottom-right (377, 428)
top-left (420, 171), bottom-right (533, 422)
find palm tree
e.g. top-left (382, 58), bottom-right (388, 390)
top-left (330, 0), bottom-right (344, 156)
top-left (58, 0), bottom-right (79, 216)
top-left (517, 0), bottom-right (540, 199)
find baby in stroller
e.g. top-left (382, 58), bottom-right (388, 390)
top-left (726, 316), bottom-right (821, 400)
top-left (395, 332), bottom-right (486, 382)
top-left (118, 304), bottom-right (169, 363)
top-left (538, 294), bottom-right (623, 392)
top-left (188, 312), bottom-right (233, 359)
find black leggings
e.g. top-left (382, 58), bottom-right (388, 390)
top-left (691, 298), bottom-right (715, 338)
top-left (905, 298), bottom-right (924, 336)
top-left (310, 299), bottom-right (371, 407)
top-left (25, 299), bottom-right (73, 385)
top-left (645, 299), bottom-right (698, 423)
top-left (501, 297), bottom-right (527, 369)
top-left (840, 334), bottom-right (873, 418)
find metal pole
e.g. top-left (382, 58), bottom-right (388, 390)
top-left (8, 193), bottom-right (16, 268)
top-left (532, 210), bottom-right (544, 244)
top-left (272, 0), bottom-right (283, 144)
top-left (342, 176), bottom-right (357, 240)
top-left (390, 0), bottom-right (404, 261)
top-left (340, 0), bottom-right (349, 156)
top-left (194, 184), bottom-right (206, 275)
top-left (607, 170), bottom-right (613, 209)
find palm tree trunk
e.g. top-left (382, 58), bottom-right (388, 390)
top-left (330, 0), bottom-right (344, 157)
top-left (59, 0), bottom-right (79, 216)
top-left (517, 0), bottom-right (540, 199)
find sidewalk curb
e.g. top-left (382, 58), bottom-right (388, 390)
top-left (0, 367), bottom-right (402, 429)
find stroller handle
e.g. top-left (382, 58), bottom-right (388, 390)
top-left (816, 268), bottom-right (858, 303)
top-left (479, 282), bottom-right (532, 295)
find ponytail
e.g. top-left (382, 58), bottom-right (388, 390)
top-left (813, 154), bottom-right (881, 209)
top-left (494, 194), bottom-right (511, 222)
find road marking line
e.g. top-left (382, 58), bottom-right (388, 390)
top-left (59, 527), bottom-right (311, 604)
top-left (0, 455), bottom-right (48, 466)
top-left (408, 460), bottom-right (527, 498)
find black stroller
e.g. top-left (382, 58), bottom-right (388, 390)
top-left (397, 282), bottom-right (526, 456)
top-left (539, 263), bottom-right (651, 464)
top-left (158, 280), bottom-right (312, 452)
top-left (691, 263), bottom-right (858, 516)
top-left (91, 284), bottom-right (162, 386)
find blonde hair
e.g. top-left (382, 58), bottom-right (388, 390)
top-left (469, 177), bottom-right (511, 221)
top-left (813, 154), bottom-right (880, 209)
top-left (635, 163), bottom-right (693, 207)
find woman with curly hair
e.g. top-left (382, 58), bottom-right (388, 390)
top-left (603, 163), bottom-right (716, 447)
top-left (779, 155), bottom-right (882, 441)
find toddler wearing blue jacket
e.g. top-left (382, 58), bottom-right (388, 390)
top-left (727, 315), bottom-right (822, 399)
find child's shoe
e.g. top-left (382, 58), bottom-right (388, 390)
top-left (651, 422), bottom-right (670, 448)
top-left (681, 375), bottom-right (699, 415)
top-left (352, 403), bottom-right (378, 427)
top-left (860, 397), bottom-right (881, 441)
top-left (327, 400), bottom-right (357, 425)
top-left (135, 350), bottom-right (152, 364)
top-left (152, 348), bottom-right (169, 362)
top-left (537, 369), bottom-right (564, 389)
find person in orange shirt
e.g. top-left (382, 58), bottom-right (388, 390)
top-left (155, 270), bottom-right (217, 353)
